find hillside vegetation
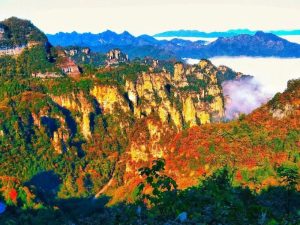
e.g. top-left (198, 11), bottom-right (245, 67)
top-left (0, 17), bottom-right (299, 225)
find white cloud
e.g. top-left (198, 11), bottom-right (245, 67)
top-left (186, 57), bottom-right (300, 119)
top-left (222, 78), bottom-right (271, 119)
top-left (210, 57), bottom-right (300, 94)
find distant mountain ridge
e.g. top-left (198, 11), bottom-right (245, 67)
top-left (48, 30), bottom-right (300, 59)
top-left (47, 31), bottom-right (207, 60)
top-left (154, 29), bottom-right (300, 38)
top-left (200, 31), bottom-right (300, 58)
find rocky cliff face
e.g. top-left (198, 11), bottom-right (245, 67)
top-left (131, 60), bottom-right (225, 127)
top-left (25, 59), bottom-right (228, 159)
top-left (80, 61), bottom-right (221, 129)
top-left (0, 45), bottom-right (26, 56)
top-left (57, 56), bottom-right (81, 78)
top-left (0, 40), bottom-right (46, 57)
top-left (50, 92), bottom-right (94, 140)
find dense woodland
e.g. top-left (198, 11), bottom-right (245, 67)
top-left (0, 71), bottom-right (299, 224)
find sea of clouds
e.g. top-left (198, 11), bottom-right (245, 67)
top-left (221, 78), bottom-right (271, 119)
top-left (186, 57), bottom-right (300, 119)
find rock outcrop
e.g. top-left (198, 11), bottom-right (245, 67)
top-left (106, 49), bottom-right (129, 65)
top-left (56, 49), bottom-right (81, 78)
top-left (58, 57), bottom-right (81, 78)
top-left (51, 92), bottom-right (94, 140)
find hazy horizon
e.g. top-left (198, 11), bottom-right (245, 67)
top-left (0, 0), bottom-right (300, 35)
top-left (45, 29), bottom-right (300, 37)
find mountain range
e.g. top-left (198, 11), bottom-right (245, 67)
top-left (154, 29), bottom-right (300, 38)
top-left (47, 31), bottom-right (205, 60)
top-left (47, 30), bottom-right (300, 59)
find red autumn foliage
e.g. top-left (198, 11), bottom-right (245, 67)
top-left (9, 188), bottom-right (18, 202)
top-left (235, 171), bottom-right (243, 181)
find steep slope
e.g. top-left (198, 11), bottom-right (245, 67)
top-left (165, 79), bottom-right (299, 185)
top-left (112, 79), bottom-right (300, 202)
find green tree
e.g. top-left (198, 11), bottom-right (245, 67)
top-left (276, 163), bottom-right (299, 219)
top-left (137, 158), bottom-right (178, 219)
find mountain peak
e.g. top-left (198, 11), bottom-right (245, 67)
top-left (3, 16), bottom-right (30, 24)
top-left (254, 30), bottom-right (265, 35)
top-left (121, 31), bottom-right (132, 36)
top-left (101, 29), bottom-right (117, 36)
top-left (254, 30), bottom-right (283, 41)
top-left (0, 16), bottom-right (48, 48)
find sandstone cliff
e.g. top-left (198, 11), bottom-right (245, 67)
top-left (36, 60), bottom-right (231, 185)
top-left (46, 60), bottom-right (227, 151)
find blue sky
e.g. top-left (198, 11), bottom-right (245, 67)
top-left (0, 0), bottom-right (299, 35)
